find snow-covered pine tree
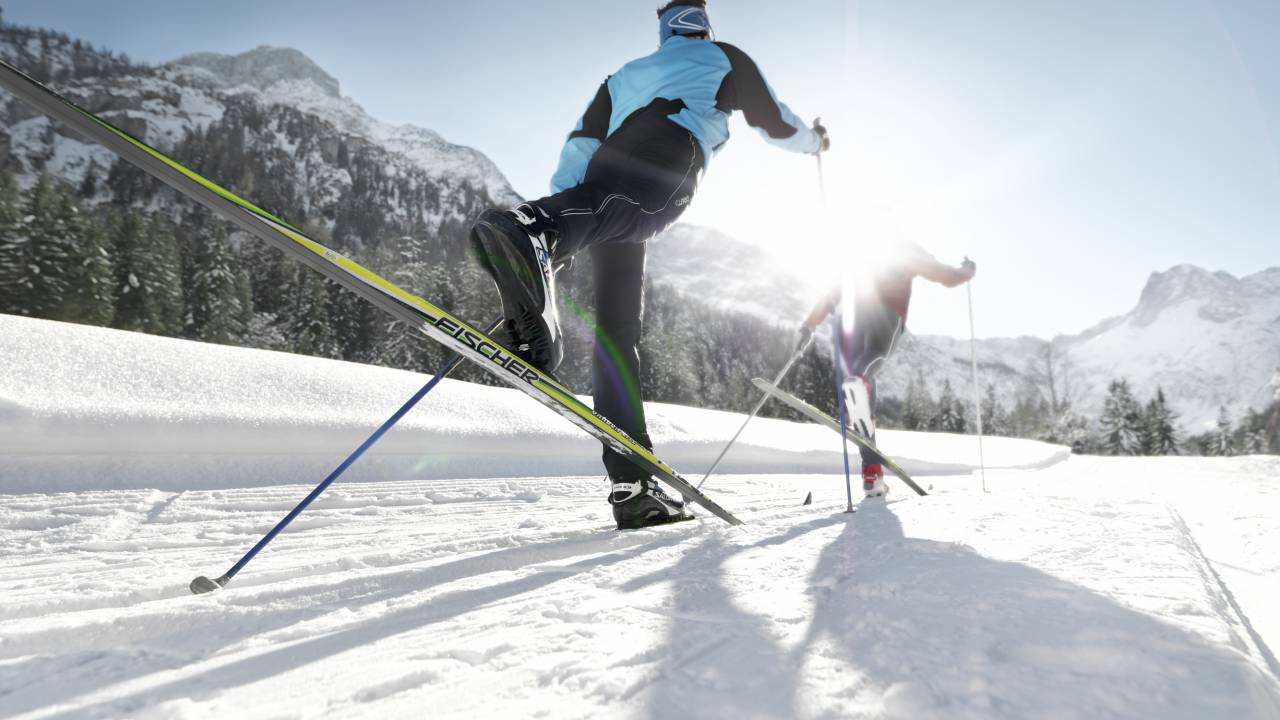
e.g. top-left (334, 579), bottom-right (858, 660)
top-left (935, 379), bottom-right (967, 433)
top-left (4, 175), bottom-right (70, 318)
top-left (902, 369), bottom-right (934, 430)
top-left (111, 213), bottom-right (183, 335)
top-left (287, 268), bottom-right (341, 358)
top-left (1211, 405), bottom-right (1235, 457)
top-left (1100, 379), bottom-right (1143, 455)
top-left (1232, 409), bottom-right (1268, 455)
top-left (187, 225), bottom-right (246, 344)
top-left (1142, 387), bottom-right (1180, 456)
top-left (53, 190), bottom-right (114, 326)
top-left (0, 170), bottom-right (24, 315)
top-left (981, 383), bottom-right (1010, 436)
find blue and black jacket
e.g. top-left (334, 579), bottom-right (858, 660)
top-left (550, 36), bottom-right (822, 194)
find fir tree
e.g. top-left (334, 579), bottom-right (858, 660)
top-left (934, 379), bottom-right (967, 433)
top-left (111, 213), bottom-right (183, 335)
top-left (54, 192), bottom-right (114, 325)
top-left (187, 225), bottom-right (245, 343)
top-left (902, 370), bottom-right (934, 431)
top-left (288, 269), bottom-right (341, 358)
top-left (1099, 379), bottom-right (1143, 455)
top-left (5, 175), bottom-right (70, 318)
top-left (981, 383), bottom-right (1010, 436)
top-left (1142, 387), bottom-right (1180, 456)
top-left (1210, 405), bottom-right (1235, 457)
top-left (0, 170), bottom-right (24, 314)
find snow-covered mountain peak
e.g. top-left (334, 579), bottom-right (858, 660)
top-left (1131, 264), bottom-right (1242, 327)
top-left (169, 46), bottom-right (340, 98)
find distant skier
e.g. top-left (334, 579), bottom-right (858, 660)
top-left (469, 0), bottom-right (828, 529)
top-left (799, 244), bottom-right (976, 498)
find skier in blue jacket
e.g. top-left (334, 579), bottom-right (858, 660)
top-left (470, 0), bottom-right (828, 529)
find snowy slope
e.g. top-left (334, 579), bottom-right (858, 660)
top-left (2, 315), bottom-right (1279, 718)
top-left (0, 314), bottom-right (1064, 494)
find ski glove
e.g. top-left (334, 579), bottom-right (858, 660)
top-left (793, 325), bottom-right (815, 354)
top-left (812, 120), bottom-right (830, 154)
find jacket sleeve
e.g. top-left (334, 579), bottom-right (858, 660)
top-left (549, 79), bottom-right (612, 194)
top-left (714, 43), bottom-right (821, 154)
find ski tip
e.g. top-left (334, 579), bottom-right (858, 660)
top-left (189, 575), bottom-right (226, 595)
top-left (802, 491), bottom-right (813, 506)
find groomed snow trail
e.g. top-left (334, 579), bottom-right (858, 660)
top-left (3, 458), bottom-right (1279, 719)
top-left (2, 316), bottom-right (1277, 718)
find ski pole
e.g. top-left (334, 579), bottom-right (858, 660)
top-left (190, 317), bottom-right (502, 594)
top-left (965, 276), bottom-right (989, 493)
top-left (832, 315), bottom-right (855, 513)
top-left (696, 332), bottom-right (816, 490)
top-left (813, 121), bottom-right (853, 510)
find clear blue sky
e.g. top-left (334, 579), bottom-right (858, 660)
top-left (4, 1), bottom-right (1278, 339)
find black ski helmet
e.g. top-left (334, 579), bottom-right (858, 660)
top-left (657, 1), bottom-right (713, 44)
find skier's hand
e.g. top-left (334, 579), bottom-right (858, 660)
top-left (812, 119), bottom-right (831, 154)
top-left (793, 325), bottom-right (815, 354)
top-left (957, 257), bottom-right (977, 283)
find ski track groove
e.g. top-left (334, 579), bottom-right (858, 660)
top-left (1166, 504), bottom-right (1280, 683)
top-left (5, 461), bottom-right (1280, 718)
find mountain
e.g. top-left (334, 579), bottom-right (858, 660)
top-left (646, 223), bottom-right (808, 322)
top-left (0, 37), bottom-right (517, 218)
top-left (873, 265), bottom-right (1280, 430)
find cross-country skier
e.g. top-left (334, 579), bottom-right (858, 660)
top-left (469, 0), bottom-right (828, 529)
top-left (798, 245), bottom-right (977, 498)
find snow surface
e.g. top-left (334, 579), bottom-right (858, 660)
top-left (2, 315), bottom-right (1279, 719)
top-left (0, 315), bottom-right (1063, 494)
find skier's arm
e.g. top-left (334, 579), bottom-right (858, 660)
top-left (550, 79), bottom-right (612, 194)
top-left (714, 42), bottom-right (824, 154)
top-left (913, 248), bottom-right (977, 288)
top-left (793, 285), bottom-right (841, 352)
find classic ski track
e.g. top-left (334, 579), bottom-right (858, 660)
top-left (1166, 504), bottom-right (1280, 683)
top-left (0, 477), bottom-right (835, 657)
top-left (0, 476), bottom-right (849, 720)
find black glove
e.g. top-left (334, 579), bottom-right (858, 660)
top-left (793, 324), bottom-right (815, 354)
top-left (962, 257), bottom-right (976, 272)
top-left (812, 119), bottom-right (830, 154)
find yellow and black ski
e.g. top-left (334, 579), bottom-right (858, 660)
top-left (0, 59), bottom-right (742, 526)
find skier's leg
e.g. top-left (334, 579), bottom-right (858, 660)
top-left (593, 240), bottom-right (651, 480)
top-left (840, 304), bottom-right (903, 497)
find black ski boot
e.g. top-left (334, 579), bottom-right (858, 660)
top-left (609, 478), bottom-right (693, 530)
top-left (469, 204), bottom-right (563, 374)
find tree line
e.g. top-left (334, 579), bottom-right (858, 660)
top-left (881, 369), bottom-right (1279, 457)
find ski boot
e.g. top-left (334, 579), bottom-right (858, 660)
top-left (862, 463), bottom-right (889, 498)
top-left (469, 203), bottom-right (563, 374)
top-left (609, 477), bottom-right (693, 530)
top-left (841, 375), bottom-right (875, 440)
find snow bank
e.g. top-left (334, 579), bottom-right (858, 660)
top-left (0, 315), bottom-right (1067, 493)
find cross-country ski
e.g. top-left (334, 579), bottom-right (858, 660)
top-left (3, 1), bottom-right (1279, 718)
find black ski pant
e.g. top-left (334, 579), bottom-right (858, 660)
top-left (530, 107), bottom-right (704, 481)
top-left (838, 301), bottom-right (904, 466)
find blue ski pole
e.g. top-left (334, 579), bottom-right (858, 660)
top-left (190, 317), bottom-right (502, 594)
top-left (831, 315), bottom-right (856, 513)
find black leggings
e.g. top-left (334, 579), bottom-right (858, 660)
top-left (839, 303), bottom-right (904, 465)
top-left (532, 111), bottom-right (704, 480)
